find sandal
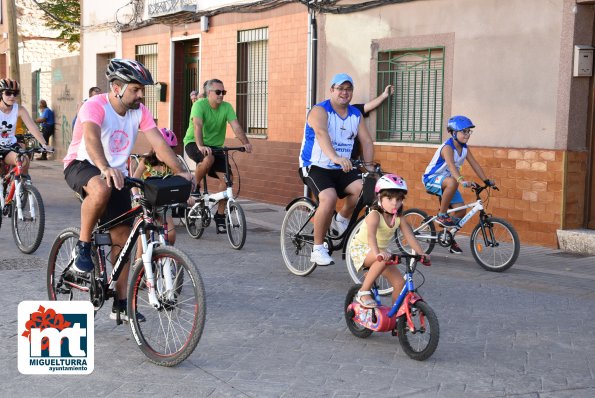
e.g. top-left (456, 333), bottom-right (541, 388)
top-left (355, 290), bottom-right (377, 308)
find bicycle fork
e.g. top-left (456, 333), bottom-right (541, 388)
top-left (14, 180), bottom-right (35, 221)
top-left (139, 235), bottom-right (175, 307)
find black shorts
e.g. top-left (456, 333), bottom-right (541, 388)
top-left (0, 143), bottom-right (20, 160)
top-left (64, 159), bottom-right (133, 226)
top-left (299, 165), bottom-right (361, 199)
top-left (185, 142), bottom-right (229, 178)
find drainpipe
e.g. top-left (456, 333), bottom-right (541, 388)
top-left (304, 7), bottom-right (318, 197)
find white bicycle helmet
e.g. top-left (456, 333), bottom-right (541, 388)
top-left (375, 174), bottom-right (408, 193)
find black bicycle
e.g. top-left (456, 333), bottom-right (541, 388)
top-left (280, 161), bottom-right (389, 283)
top-left (47, 176), bottom-right (206, 367)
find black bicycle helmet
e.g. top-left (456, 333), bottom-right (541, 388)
top-left (105, 58), bottom-right (154, 85)
top-left (0, 78), bottom-right (20, 92)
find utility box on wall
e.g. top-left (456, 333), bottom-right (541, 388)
top-left (573, 45), bottom-right (594, 77)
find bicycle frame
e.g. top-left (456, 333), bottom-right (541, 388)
top-left (414, 199), bottom-right (484, 240)
top-left (1, 149), bottom-right (37, 220)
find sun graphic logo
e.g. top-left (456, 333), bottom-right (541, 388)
top-left (18, 301), bottom-right (94, 375)
top-left (109, 129), bottom-right (130, 153)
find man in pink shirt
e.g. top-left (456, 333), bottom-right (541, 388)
top-left (63, 59), bottom-right (192, 322)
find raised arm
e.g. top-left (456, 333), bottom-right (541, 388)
top-left (363, 85), bottom-right (394, 114)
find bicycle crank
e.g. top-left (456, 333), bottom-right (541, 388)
top-left (437, 230), bottom-right (454, 247)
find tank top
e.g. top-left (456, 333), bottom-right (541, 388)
top-left (353, 210), bottom-right (401, 250)
top-left (422, 137), bottom-right (468, 183)
top-left (0, 103), bottom-right (19, 146)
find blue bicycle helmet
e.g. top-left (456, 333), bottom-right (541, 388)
top-left (447, 115), bottom-right (475, 133)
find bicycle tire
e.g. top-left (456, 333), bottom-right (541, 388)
top-left (226, 201), bottom-right (246, 250)
top-left (345, 218), bottom-right (393, 296)
top-left (47, 227), bottom-right (91, 303)
top-left (128, 246), bottom-right (206, 367)
top-left (397, 300), bottom-right (440, 361)
top-left (470, 217), bottom-right (520, 272)
top-left (185, 205), bottom-right (205, 239)
top-left (395, 208), bottom-right (436, 255)
top-left (12, 183), bottom-right (45, 254)
top-left (344, 284), bottom-right (374, 338)
top-left (280, 199), bottom-right (317, 276)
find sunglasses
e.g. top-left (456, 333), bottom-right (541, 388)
top-left (3, 90), bottom-right (20, 97)
top-left (210, 89), bottom-right (227, 96)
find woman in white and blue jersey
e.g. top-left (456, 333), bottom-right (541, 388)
top-left (298, 73), bottom-right (374, 266)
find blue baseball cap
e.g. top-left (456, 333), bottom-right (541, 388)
top-left (330, 73), bottom-right (354, 87)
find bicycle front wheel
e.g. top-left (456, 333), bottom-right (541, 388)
top-left (397, 300), bottom-right (440, 361)
top-left (280, 199), bottom-right (317, 276)
top-left (128, 246), bottom-right (206, 367)
top-left (185, 205), bottom-right (205, 239)
top-left (395, 208), bottom-right (435, 255)
top-left (12, 183), bottom-right (45, 254)
top-left (47, 227), bottom-right (89, 302)
top-left (470, 217), bottom-right (520, 272)
top-left (345, 218), bottom-right (393, 296)
top-left (226, 201), bottom-right (246, 250)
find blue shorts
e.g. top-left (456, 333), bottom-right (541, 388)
top-left (423, 174), bottom-right (463, 205)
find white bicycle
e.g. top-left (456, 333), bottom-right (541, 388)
top-left (184, 146), bottom-right (247, 250)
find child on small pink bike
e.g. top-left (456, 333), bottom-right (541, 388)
top-left (349, 174), bottom-right (429, 307)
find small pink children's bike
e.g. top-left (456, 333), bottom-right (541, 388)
top-left (344, 252), bottom-right (439, 361)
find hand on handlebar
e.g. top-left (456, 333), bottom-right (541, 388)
top-left (243, 143), bottom-right (252, 153)
top-left (376, 251), bottom-right (391, 262)
top-left (101, 167), bottom-right (125, 190)
top-left (41, 144), bottom-right (54, 152)
top-left (332, 156), bottom-right (352, 173)
top-left (420, 254), bottom-right (431, 266)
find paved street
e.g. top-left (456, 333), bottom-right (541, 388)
top-left (1, 160), bottom-right (595, 397)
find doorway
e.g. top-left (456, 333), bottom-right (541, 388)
top-left (172, 39), bottom-right (199, 153)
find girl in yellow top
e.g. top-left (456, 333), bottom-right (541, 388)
top-left (131, 128), bottom-right (182, 251)
top-left (350, 174), bottom-right (429, 308)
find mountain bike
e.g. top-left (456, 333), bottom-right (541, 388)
top-left (47, 176), bottom-right (205, 367)
top-left (396, 182), bottom-right (520, 272)
top-left (280, 161), bottom-right (390, 283)
top-left (184, 146), bottom-right (247, 250)
top-left (345, 252), bottom-right (439, 361)
top-left (1, 145), bottom-right (50, 254)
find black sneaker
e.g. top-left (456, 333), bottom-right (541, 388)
top-left (449, 241), bottom-right (463, 254)
top-left (436, 214), bottom-right (457, 227)
top-left (110, 299), bottom-right (146, 323)
top-left (214, 213), bottom-right (227, 234)
top-left (71, 241), bottom-right (94, 274)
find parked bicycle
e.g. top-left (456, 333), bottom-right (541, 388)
top-left (280, 161), bottom-right (392, 285)
top-left (47, 176), bottom-right (206, 367)
top-left (345, 252), bottom-right (439, 361)
top-left (396, 182), bottom-right (520, 272)
top-left (1, 145), bottom-right (50, 253)
top-left (184, 146), bottom-right (247, 250)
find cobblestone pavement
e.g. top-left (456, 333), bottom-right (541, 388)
top-left (1, 160), bottom-right (594, 397)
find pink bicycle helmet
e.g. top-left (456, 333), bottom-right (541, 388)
top-left (160, 127), bottom-right (178, 147)
top-left (375, 174), bottom-right (408, 193)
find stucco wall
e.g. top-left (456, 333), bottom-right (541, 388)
top-left (320, 0), bottom-right (566, 150)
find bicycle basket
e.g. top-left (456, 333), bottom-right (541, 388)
top-left (143, 175), bottom-right (191, 206)
top-left (361, 174), bottom-right (378, 206)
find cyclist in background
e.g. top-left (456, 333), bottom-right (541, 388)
top-left (422, 115), bottom-right (494, 254)
top-left (63, 59), bottom-right (192, 321)
top-left (299, 73), bottom-right (374, 266)
top-left (183, 78), bottom-right (252, 234)
top-left (0, 78), bottom-right (53, 172)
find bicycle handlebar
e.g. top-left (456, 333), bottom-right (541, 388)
top-left (0, 145), bottom-right (53, 155)
top-left (377, 252), bottom-right (431, 266)
top-left (210, 146), bottom-right (246, 153)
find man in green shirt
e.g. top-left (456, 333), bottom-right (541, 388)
top-left (183, 78), bottom-right (252, 232)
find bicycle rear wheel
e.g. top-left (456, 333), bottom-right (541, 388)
top-left (470, 217), bottom-right (520, 272)
top-left (47, 227), bottom-right (90, 302)
top-left (345, 218), bottom-right (393, 296)
top-left (395, 208), bottom-right (435, 255)
top-left (397, 300), bottom-right (440, 361)
top-left (12, 183), bottom-right (45, 254)
top-left (128, 246), bottom-right (206, 367)
top-left (226, 201), bottom-right (246, 250)
top-left (280, 199), bottom-right (317, 276)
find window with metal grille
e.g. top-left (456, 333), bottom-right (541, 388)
top-left (135, 44), bottom-right (158, 119)
top-left (237, 28), bottom-right (268, 138)
top-left (376, 47), bottom-right (444, 144)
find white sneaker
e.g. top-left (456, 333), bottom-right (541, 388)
top-left (310, 248), bottom-right (334, 266)
top-left (330, 214), bottom-right (348, 237)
